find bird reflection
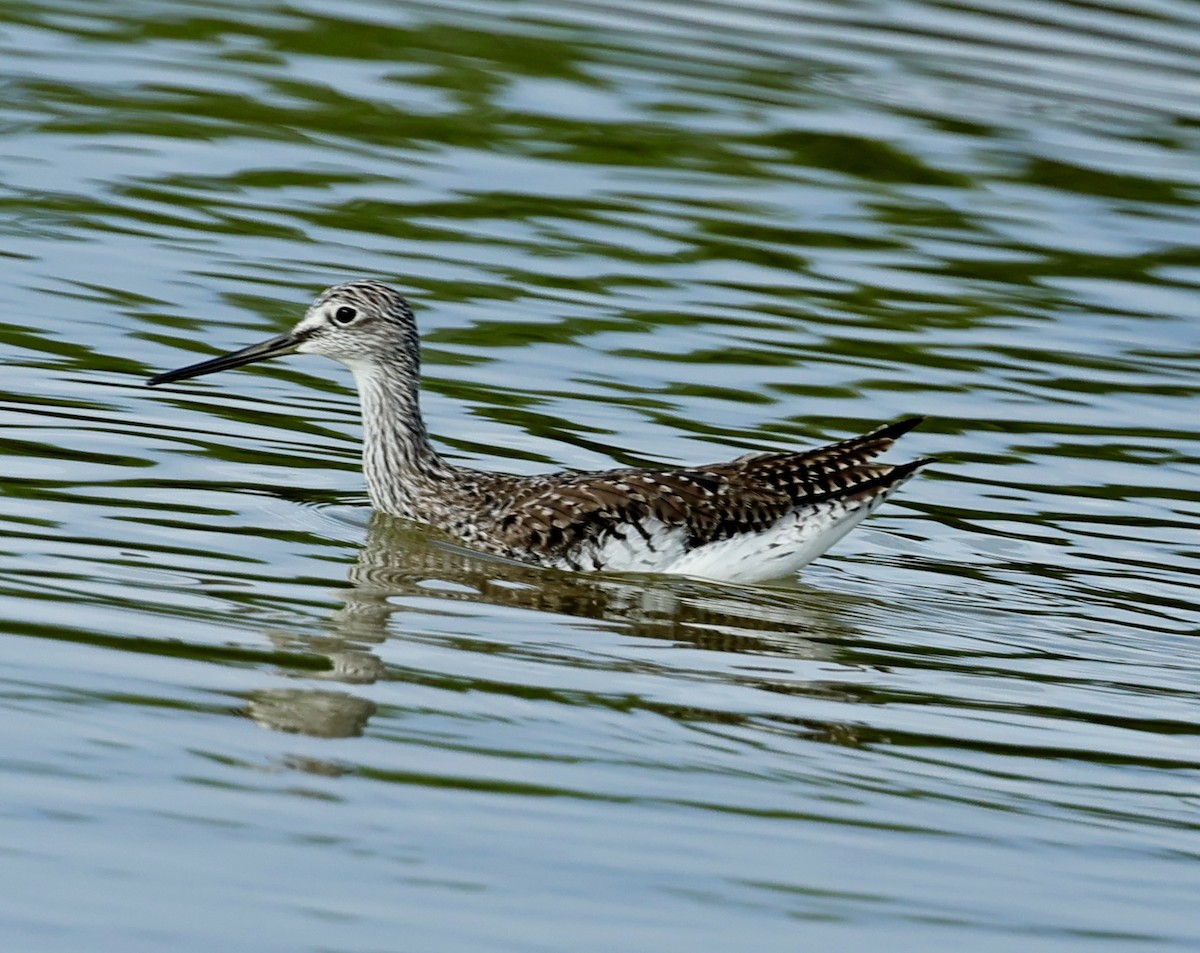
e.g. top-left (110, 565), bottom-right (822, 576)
top-left (245, 687), bottom-right (376, 739)
top-left (244, 510), bottom-right (874, 748)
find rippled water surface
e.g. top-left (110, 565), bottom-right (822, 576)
top-left (2, 1), bottom-right (1199, 950)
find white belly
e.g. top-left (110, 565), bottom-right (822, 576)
top-left (566, 497), bottom-right (883, 584)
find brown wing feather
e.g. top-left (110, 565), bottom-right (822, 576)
top-left (489, 468), bottom-right (788, 561)
top-left (485, 417), bottom-right (927, 562)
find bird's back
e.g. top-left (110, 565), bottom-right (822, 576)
top-left (454, 417), bottom-right (930, 583)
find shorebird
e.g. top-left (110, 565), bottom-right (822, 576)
top-left (148, 280), bottom-right (930, 583)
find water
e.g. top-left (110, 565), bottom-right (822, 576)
top-left (2, 0), bottom-right (1199, 949)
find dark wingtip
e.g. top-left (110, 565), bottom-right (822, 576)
top-left (872, 415), bottom-right (926, 441)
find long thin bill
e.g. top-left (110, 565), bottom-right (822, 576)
top-left (147, 332), bottom-right (300, 386)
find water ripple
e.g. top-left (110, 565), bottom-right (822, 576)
top-left (2, 0), bottom-right (1199, 950)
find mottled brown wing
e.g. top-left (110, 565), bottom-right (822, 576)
top-left (487, 467), bottom-right (795, 561)
top-left (487, 416), bottom-right (927, 560)
top-left (683, 457), bottom-right (911, 543)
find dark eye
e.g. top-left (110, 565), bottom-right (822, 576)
top-left (332, 306), bottom-right (358, 324)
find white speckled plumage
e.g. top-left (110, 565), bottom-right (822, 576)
top-left (149, 280), bottom-right (931, 583)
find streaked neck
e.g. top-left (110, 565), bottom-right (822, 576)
top-left (346, 358), bottom-right (450, 518)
